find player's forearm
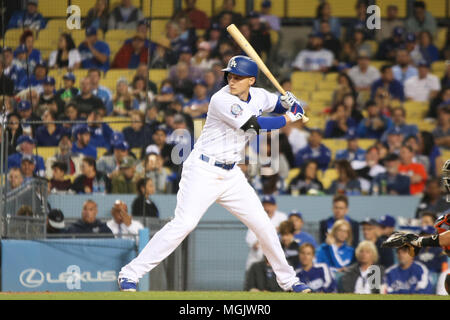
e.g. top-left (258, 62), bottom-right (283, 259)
top-left (415, 231), bottom-right (449, 247)
top-left (256, 116), bottom-right (287, 130)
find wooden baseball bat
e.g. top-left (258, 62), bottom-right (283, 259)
top-left (226, 24), bottom-right (309, 123)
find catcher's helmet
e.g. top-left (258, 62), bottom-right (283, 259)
top-left (442, 159), bottom-right (450, 202)
top-left (222, 55), bottom-right (258, 83)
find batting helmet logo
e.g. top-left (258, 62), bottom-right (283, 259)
top-left (222, 55), bottom-right (258, 84)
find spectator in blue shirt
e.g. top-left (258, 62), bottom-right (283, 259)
top-left (296, 243), bottom-right (337, 293)
top-left (392, 49), bottom-right (418, 85)
top-left (357, 100), bottom-right (393, 139)
top-left (384, 246), bottom-right (433, 294)
top-left (86, 108), bottom-right (113, 149)
top-left (376, 26), bottom-right (405, 61)
top-left (71, 124), bottom-right (98, 159)
top-left (123, 110), bottom-right (154, 149)
top-left (78, 27), bottom-right (110, 73)
top-left (2, 46), bottom-right (26, 92)
top-left (19, 62), bottom-right (47, 94)
top-left (335, 135), bottom-right (366, 162)
top-left (324, 103), bottom-right (357, 138)
top-left (7, 135), bottom-right (45, 177)
top-left (88, 68), bottom-right (113, 115)
top-left (371, 153), bottom-right (410, 195)
top-left (14, 31), bottom-right (43, 76)
top-left (381, 106), bottom-right (418, 142)
top-left (316, 219), bottom-right (355, 273)
top-left (35, 110), bottom-right (67, 147)
top-left (418, 31), bottom-right (440, 65)
top-left (288, 211), bottom-right (318, 248)
top-left (312, 1), bottom-right (341, 39)
top-left (319, 194), bottom-right (360, 247)
top-left (7, 0), bottom-right (46, 30)
top-left (183, 79), bottom-right (210, 119)
top-left (294, 129), bottom-right (331, 171)
top-left (371, 65), bottom-right (405, 101)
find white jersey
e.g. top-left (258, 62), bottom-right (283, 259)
top-left (194, 85), bottom-right (278, 163)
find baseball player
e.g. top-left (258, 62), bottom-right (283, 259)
top-left (118, 55), bottom-right (311, 293)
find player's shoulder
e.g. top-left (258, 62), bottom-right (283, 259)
top-left (211, 85), bottom-right (236, 102)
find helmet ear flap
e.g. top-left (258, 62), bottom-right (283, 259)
top-left (223, 72), bottom-right (229, 84)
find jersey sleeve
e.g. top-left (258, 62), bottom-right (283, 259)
top-left (209, 94), bottom-right (254, 129)
top-left (257, 88), bottom-right (279, 113)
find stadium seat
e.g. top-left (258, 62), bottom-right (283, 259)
top-left (38, 0), bottom-right (68, 17)
top-left (416, 121), bottom-right (436, 132)
top-left (432, 61), bottom-right (447, 73)
top-left (182, 0), bottom-right (213, 17)
top-left (436, 28), bottom-right (447, 50)
top-left (321, 168), bottom-right (338, 190)
top-left (305, 102), bottom-right (327, 117)
top-left (317, 81), bottom-right (337, 91)
top-left (310, 91), bottom-right (333, 104)
top-left (45, 19), bottom-right (68, 33)
top-left (441, 149), bottom-right (450, 163)
top-left (148, 19), bottom-right (170, 45)
top-left (422, 0), bottom-right (446, 18)
top-left (36, 147), bottom-right (58, 162)
top-left (69, 29), bottom-right (104, 46)
top-left (371, 61), bottom-right (388, 70)
top-left (286, 0), bottom-right (317, 18)
top-left (97, 147), bottom-right (108, 158)
top-left (322, 139), bottom-right (347, 159)
top-left (149, 69), bottom-right (168, 87)
top-left (254, 0), bottom-right (285, 17)
top-left (365, 40), bottom-right (378, 55)
top-left (131, 148), bottom-right (142, 160)
top-left (324, 73), bottom-right (338, 82)
top-left (305, 117), bottom-right (326, 129)
top-left (358, 139), bottom-right (376, 150)
top-left (377, 0), bottom-right (407, 18)
top-left (35, 29), bottom-right (59, 51)
top-left (331, 0), bottom-right (358, 18)
top-left (104, 117), bottom-right (132, 132)
top-left (193, 119), bottom-right (206, 139)
top-left (285, 168), bottom-right (301, 189)
top-left (4, 29), bottom-right (24, 48)
top-left (70, 0), bottom-right (95, 17)
top-left (143, 0), bottom-right (174, 17)
top-left (403, 101), bottom-right (429, 119)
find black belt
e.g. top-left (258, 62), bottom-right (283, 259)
top-left (200, 154), bottom-right (235, 170)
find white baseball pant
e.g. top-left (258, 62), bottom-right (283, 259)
top-left (119, 150), bottom-right (299, 291)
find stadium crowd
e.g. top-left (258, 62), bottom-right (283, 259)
top-left (1, 0), bottom-right (450, 295)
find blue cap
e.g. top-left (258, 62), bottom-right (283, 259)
top-left (112, 140), bottom-right (129, 150)
top-left (417, 60), bottom-right (430, 68)
top-left (17, 135), bottom-right (36, 145)
top-left (180, 46), bottom-right (192, 54)
top-left (262, 0), bottom-right (271, 8)
top-left (378, 215), bottom-right (396, 228)
top-left (406, 33), bottom-right (416, 42)
top-left (288, 210), bottom-right (303, 219)
top-left (63, 73), bottom-right (76, 82)
top-left (155, 124), bottom-right (168, 134)
top-left (86, 26), bottom-right (98, 36)
top-left (110, 131), bottom-right (125, 145)
top-left (421, 225), bottom-right (435, 235)
top-left (387, 126), bottom-right (403, 136)
top-left (43, 76), bottom-right (55, 85)
top-left (21, 154), bottom-right (36, 164)
top-left (261, 194), bottom-right (276, 205)
top-left (161, 86), bottom-right (174, 94)
top-left (393, 26), bottom-right (404, 37)
top-left (72, 124), bottom-right (89, 137)
top-left (17, 100), bottom-right (31, 111)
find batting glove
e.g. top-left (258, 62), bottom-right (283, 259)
top-left (280, 91), bottom-right (300, 109)
top-left (286, 102), bottom-right (306, 122)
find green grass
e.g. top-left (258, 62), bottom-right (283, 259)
top-left (0, 291), bottom-right (448, 300)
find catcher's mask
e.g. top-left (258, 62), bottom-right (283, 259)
top-left (442, 159), bottom-right (450, 202)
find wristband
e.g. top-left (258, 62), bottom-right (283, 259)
top-left (420, 234), bottom-right (440, 247)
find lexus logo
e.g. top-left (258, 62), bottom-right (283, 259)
top-left (19, 269), bottom-right (44, 288)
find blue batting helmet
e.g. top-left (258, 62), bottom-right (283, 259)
top-left (222, 55), bottom-right (258, 83)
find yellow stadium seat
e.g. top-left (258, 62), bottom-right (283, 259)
top-left (4, 29), bottom-right (24, 48)
top-left (97, 148), bottom-right (108, 158)
top-left (310, 91), bottom-right (333, 104)
top-left (143, 0), bottom-right (174, 17)
top-left (286, 0), bottom-right (318, 18)
top-left (269, 30), bottom-right (280, 46)
top-left (436, 28), bottom-right (447, 51)
top-left (254, 0), bottom-right (285, 17)
top-left (292, 71), bottom-right (323, 84)
top-left (432, 61), bottom-right (447, 73)
top-left (149, 69), bottom-right (168, 87)
top-left (416, 121), bottom-right (436, 132)
top-left (285, 168), bottom-right (301, 188)
top-left (365, 40), bottom-right (378, 55)
top-left (45, 19), bottom-right (68, 33)
top-left (36, 147), bottom-right (58, 162)
top-left (131, 148), bottom-right (142, 159)
top-left (422, 0), bottom-right (446, 18)
top-left (103, 117), bottom-right (132, 132)
top-left (358, 139), bottom-right (376, 150)
top-left (38, 0), bottom-right (67, 17)
top-left (403, 101), bottom-right (429, 119)
top-left (321, 169), bottom-right (338, 190)
top-left (317, 81), bottom-right (337, 91)
top-left (305, 102), bottom-right (327, 117)
top-left (182, 0), bottom-right (213, 17)
top-left (35, 29), bottom-right (59, 51)
top-left (377, 0), bottom-right (407, 18)
top-left (105, 69), bottom-right (136, 82)
top-left (70, 0), bottom-right (95, 17)
top-left (193, 119), bottom-right (206, 139)
top-left (105, 30), bottom-right (130, 42)
top-left (331, 0), bottom-right (358, 18)
top-left (322, 139), bottom-right (347, 159)
top-left (148, 19), bottom-right (170, 45)
top-left (305, 117), bottom-right (326, 129)
top-left (325, 73), bottom-right (338, 82)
